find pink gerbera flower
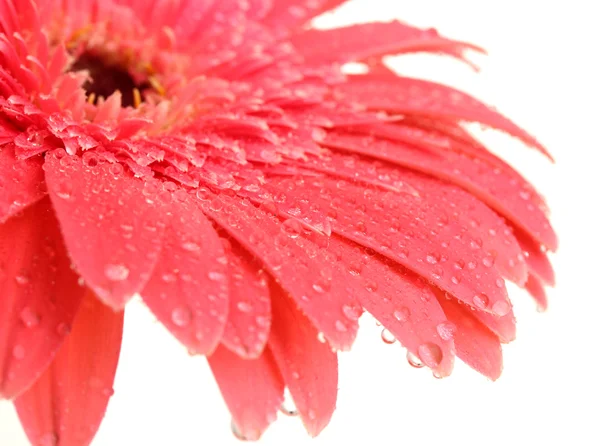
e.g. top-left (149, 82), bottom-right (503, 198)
top-left (0, 0), bottom-right (556, 444)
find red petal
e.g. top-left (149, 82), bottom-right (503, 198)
top-left (0, 197), bottom-right (84, 399)
top-left (199, 191), bottom-right (358, 351)
top-left (208, 344), bottom-right (284, 441)
top-left (14, 290), bottom-right (124, 446)
top-left (263, 176), bottom-right (512, 316)
top-left (516, 231), bottom-right (555, 286)
top-left (326, 236), bottom-right (455, 377)
top-left (0, 146), bottom-right (46, 223)
top-left (44, 152), bottom-right (164, 309)
top-left (437, 294), bottom-right (503, 380)
top-left (524, 275), bottom-right (548, 312)
top-left (268, 284), bottom-right (338, 436)
top-left (141, 196), bottom-right (228, 355)
top-left (220, 238), bottom-right (271, 359)
top-left (291, 21), bottom-right (481, 66)
top-left (322, 130), bottom-right (557, 251)
top-left (262, 0), bottom-right (347, 33)
top-left (335, 75), bottom-right (552, 160)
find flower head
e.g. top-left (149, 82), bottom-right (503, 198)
top-left (0, 0), bottom-right (556, 444)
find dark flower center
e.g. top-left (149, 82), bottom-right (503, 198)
top-left (70, 52), bottom-right (149, 107)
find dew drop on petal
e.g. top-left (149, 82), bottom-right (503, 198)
top-left (407, 351), bottom-right (424, 368)
top-left (393, 307), bottom-right (410, 323)
top-left (492, 300), bottom-right (511, 316)
top-left (381, 328), bottom-right (396, 344)
top-left (171, 307), bottom-right (192, 327)
top-left (317, 332), bottom-right (326, 343)
top-left (236, 301), bottom-right (252, 313)
top-left (335, 320), bottom-right (348, 332)
top-left (342, 304), bottom-right (361, 321)
top-left (231, 420), bottom-right (248, 441)
top-left (20, 307), bottom-right (40, 328)
top-left (104, 264), bottom-right (130, 281)
top-left (12, 345), bottom-right (25, 360)
top-left (436, 321), bottom-right (456, 341)
top-left (280, 388), bottom-right (299, 417)
top-left (473, 293), bottom-right (490, 310)
top-left (38, 433), bottom-right (59, 446)
top-left (417, 343), bottom-right (443, 367)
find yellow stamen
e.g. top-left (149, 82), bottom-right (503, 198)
top-left (148, 76), bottom-right (166, 96)
top-left (132, 88), bottom-right (142, 109)
top-left (87, 93), bottom-right (96, 104)
top-left (67, 25), bottom-right (93, 49)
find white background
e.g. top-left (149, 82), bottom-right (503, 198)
top-left (2, 0), bottom-right (599, 445)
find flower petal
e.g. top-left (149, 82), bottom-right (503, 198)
top-left (14, 290), bottom-right (124, 446)
top-left (326, 236), bottom-right (455, 377)
top-left (291, 21), bottom-right (482, 66)
top-left (141, 196), bottom-right (229, 355)
top-left (0, 197), bottom-right (84, 399)
top-left (208, 344), bottom-right (284, 441)
top-left (220, 238), bottom-right (271, 359)
top-left (0, 145), bottom-right (45, 223)
top-left (44, 152), bottom-right (164, 309)
top-left (517, 231), bottom-right (555, 286)
top-left (437, 293), bottom-right (503, 380)
top-left (200, 191), bottom-right (358, 351)
top-left (524, 275), bottom-right (548, 312)
top-left (335, 75), bottom-right (552, 159)
top-left (268, 284), bottom-right (338, 437)
top-left (322, 130), bottom-right (557, 251)
top-left (262, 0), bottom-right (347, 33)
top-left (263, 176), bottom-right (512, 316)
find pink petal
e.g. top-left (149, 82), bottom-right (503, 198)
top-left (516, 231), bottom-right (555, 286)
top-left (437, 293), bottom-right (503, 380)
top-left (141, 196), bottom-right (229, 355)
top-left (44, 152), bottom-right (164, 309)
top-left (262, 0), bottom-right (347, 33)
top-left (326, 236), bottom-right (455, 377)
top-left (524, 275), bottom-right (548, 312)
top-left (290, 21), bottom-right (482, 66)
top-left (322, 130), bottom-right (557, 251)
top-left (14, 290), bottom-right (124, 446)
top-left (335, 75), bottom-right (552, 159)
top-left (199, 190), bottom-right (358, 351)
top-left (263, 176), bottom-right (512, 317)
top-left (220, 238), bottom-right (271, 359)
top-left (208, 344), bottom-right (284, 441)
top-left (0, 197), bottom-right (84, 399)
top-left (0, 145), bottom-right (46, 223)
top-left (268, 284), bottom-right (338, 436)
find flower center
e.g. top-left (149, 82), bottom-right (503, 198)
top-left (70, 52), bottom-right (150, 107)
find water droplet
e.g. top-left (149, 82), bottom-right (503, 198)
top-left (473, 293), bottom-right (489, 310)
top-left (407, 351), bottom-right (424, 368)
top-left (317, 332), bottom-right (326, 343)
top-left (20, 307), bottom-right (40, 328)
top-left (347, 262), bottom-right (362, 276)
top-left (307, 409), bottom-right (317, 420)
top-left (312, 280), bottom-right (330, 293)
top-left (208, 271), bottom-right (225, 281)
top-left (55, 181), bottom-right (73, 200)
top-left (104, 264), bottom-right (129, 281)
top-left (450, 275), bottom-right (461, 285)
top-left (231, 420), bottom-right (248, 441)
top-left (335, 320), bottom-right (347, 332)
top-left (436, 322), bottom-right (456, 341)
top-left (482, 256), bottom-right (495, 267)
top-left (492, 300), bottom-right (511, 316)
top-left (171, 307), bottom-right (192, 327)
top-left (291, 371), bottom-right (300, 380)
top-left (417, 343), bottom-right (443, 367)
top-left (342, 304), bottom-right (361, 321)
top-left (282, 218), bottom-right (302, 238)
top-left (426, 253), bottom-right (440, 264)
top-left (12, 345), bottom-right (25, 360)
top-left (15, 274), bottom-right (30, 285)
top-left (393, 307), bottom-right (410, 323)
top-left (182, 241), bottom-right (200, 252)
top-left (38, 432), bottom-right (59, 446)
top-left (237, 301), bottom-right (252, 313)
top-left (381, 328), bottom-right (396, 344)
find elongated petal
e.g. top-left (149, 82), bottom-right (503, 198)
top-left (0, 197), bottom-right (84, 399)
top-left (326, 236), bottom-right (455, 377)
top-left (220, 238), bottom-right (271, 359)
top-left (199, 191), bottom-right (358, 351)
top-left (437, 293), bottom-right (503, 380)
top-left (14, 290), bottom-right (124, 446)
top-left (263, 176), bottom-right (511, 316)
top-left (208, 344), bottom-right (284, 441)
top-left (335, 75), bottom-right (551, 159)
top-left (0, 146), bottom-right (45, 223)
top-left (262, 0), bottom-right (347, 33)
top-left (517, 231), bottom-right (555, 286)
top-left (44, 152), bottom-right (164, 309)
top-left (141, 196), bottom-right (228, 355)
top-left (525, 275), bottom-right (548, 311)
top-left (268, 284), bottom-right (338, 436)
top-left (322, 130), bottom-right (557, 251)
top-left (291, 21), bottom-right (481, 66)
